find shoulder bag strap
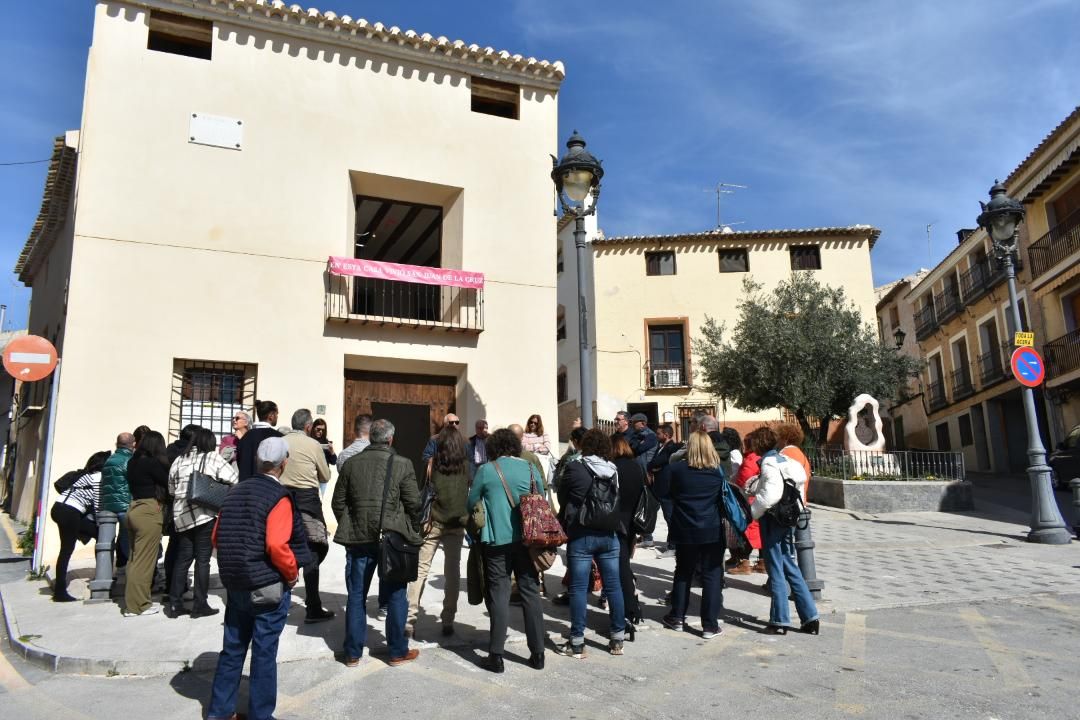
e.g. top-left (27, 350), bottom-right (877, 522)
top-left (377, 451), bottom-right (395, 534)
top-left (492, 460), bottom-right (517, 509)
top-left (527, 461), bottom-right (538, 495)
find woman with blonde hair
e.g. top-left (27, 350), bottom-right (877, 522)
top-left (660, 430), bottom-right (727, 639)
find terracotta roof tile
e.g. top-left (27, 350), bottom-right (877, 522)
top-left (596, 224), bottom-right (882, 248)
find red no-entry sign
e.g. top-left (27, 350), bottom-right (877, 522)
top-left (2, 335), bottom-right (58, 382)
top-left (1010, 346), bottom-right (1045, 388)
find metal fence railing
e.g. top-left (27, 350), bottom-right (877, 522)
top-left (808, 447), bottom-right (965, 482)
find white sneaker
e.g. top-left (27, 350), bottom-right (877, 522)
top-left (122, 604), bottom-right (161, 617)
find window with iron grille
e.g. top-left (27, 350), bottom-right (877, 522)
top-left (789, 244), bottom-right (822, 270)
top-left (170, 359), bottom-right (257, 442)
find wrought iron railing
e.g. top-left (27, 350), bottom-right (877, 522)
top-left (808, 447), bottom-right (965, 482)
top-left (934, 290), bottom-right (962, 323)
top-left (326, 273), bottom-right (483, 332)
top-left (914, 303), bottom-right (938, 339)
top-left (1028, 207), bottom-right (1080, 280)
top-left (928, 380), bottom-right (948, 411)
top-left (977, 348), bottom-right (1009, 388)
top-left (1045, 328), bottom-right (1080, 380)
top-left (951, 366), bottom-right (975, 399)
top-left (647, 361), bottom-right (688, 389)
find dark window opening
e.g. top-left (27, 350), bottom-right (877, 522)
top-left (353, 195), bottom-right (443, 321)
top-left (935, 423), bottom-right (952, 451)
top-left (790, 244), bottom-right (821, 270)
top-left (646, 251), bottom-right (676, 276)
top-left (471, 77), bottom-right (519, 119)
top-left (557, 309), bottom-right (566, 341)
top-left (557, 371), bottom-right (568, 403)
top-left (959, 414), bottom-right (974, 447)
top-left (148, 11), bottom-right (213, 60)
top-left (718, 248), bottom-right (749, 273)
top-left (648, 324), bottom-right (686, 387)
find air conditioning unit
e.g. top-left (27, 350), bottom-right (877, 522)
top-left (651, 368), bottom-right (682, 387)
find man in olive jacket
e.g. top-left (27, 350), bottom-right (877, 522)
top-left (332, 418), bottom-right (421, 667)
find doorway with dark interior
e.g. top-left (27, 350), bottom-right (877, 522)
top-left (371, 402), bottom-right (431, 484)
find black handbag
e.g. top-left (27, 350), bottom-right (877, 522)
top-left (189, 454), bottom-right (231, 511)
top-left (630, 485), bottom-right (660, 535)
top-left (377, 451), bottom-right (421, 583)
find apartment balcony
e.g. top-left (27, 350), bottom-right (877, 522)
top-left (1028, 208), bottom-right (1080, 280)
top-left (914, 303), bottom-right (938, 340)
top-left (325, 257), bottom-right (484, 332)
top-left (933, 290), bottom-right (962, 324)
top-left (977, 348), bottom-right (1010, 389)
top-left (950, 366), bottom-right (975, 401)
top-left (647, 361), bottom-right (689, 389)
top-left (927, 381), bottom-right (948, 412)
top-left (1045, 328), bottom-right (1080, 381)
top-left (959, 255), bottom-right (1021, 307)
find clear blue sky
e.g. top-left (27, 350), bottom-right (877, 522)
top-left (3, 1), bottom-right (1079, 331)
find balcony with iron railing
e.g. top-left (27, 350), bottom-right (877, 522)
top-left (325, 257), bottom-right (484, 332)
top-left (933, 289), bottom-right (963, 324)
top-left (647, 361), bottom-right (689, 389)
top-left (1045, 328), bottom-right (1080, 381)
top-left (927, 380), bottom-right (948, 412)
top-left (914, 303), bottom-right (938, 340)
top-left (958, 255), bottom-right (1021, 306)
top-left (977, 348), bottom-right (1010, 389)
top-left (950, 366), bottom-right (975, 401)
top-left (1028, 207), bottom-right (1080, 280)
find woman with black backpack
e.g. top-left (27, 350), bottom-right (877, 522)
top-left (556, 428), bottom-right (625, 658)
top-left (747, 427), bottom-right (819, 636)
top-left (50, 451), bottom-right (111, 602)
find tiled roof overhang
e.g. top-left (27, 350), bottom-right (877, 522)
top-left (129, 0), bottom-right (566, 89)
top-left (15, 137), bottom-right (77, 284)
top-left (595, 225), bottom-right (881, 249)
top-left (1005, 106), bottom-right (1080, 203)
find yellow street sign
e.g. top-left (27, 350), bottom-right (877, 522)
top-left (1015, 331), bottom-right (1034, 347)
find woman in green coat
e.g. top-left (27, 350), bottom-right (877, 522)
top-left (466, 428), bottom-right (547, 673)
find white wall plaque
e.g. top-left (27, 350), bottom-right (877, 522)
top-left (189, 112), bottom-right (243, 150)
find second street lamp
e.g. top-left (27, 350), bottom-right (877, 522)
top-left (552, 131), bottom-right (603, 429)
top-left (893, 326), bottom-right (907, 350)
top-left (976, 181), bottom-right (1071, 545)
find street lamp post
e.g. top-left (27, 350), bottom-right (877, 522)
top-left (552, 131), bottom-right (603, 429)
top-left (976, 181), bottom-right (1071, 544)
top-left (893, 326), bottom-right (907, 350)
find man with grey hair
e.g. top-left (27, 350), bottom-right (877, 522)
top-left (332, 418), bottom-right (422, 667)
top-left (208, 436), bottom-right (311, 720)
top-left (336, 413), bottom-right (372, 471)
top-left (282, 408), bottom-right (333, 623)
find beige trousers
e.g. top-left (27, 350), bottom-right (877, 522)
top-left (406, 521), bottom-right (465, 627)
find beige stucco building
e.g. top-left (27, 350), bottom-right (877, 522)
top-left (556, 224), bottom-right (881, 440)
top-left (903, 106), bottom-right (1080, 476)
top-left (875, 270), bottom-right (930, 449)
top-left (12, 1), bottom-right (564, 558)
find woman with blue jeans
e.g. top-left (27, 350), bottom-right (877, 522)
top-left (556, 428), bottom-right (625, 658)
top-left (747, 427), bottom-right (820, 635)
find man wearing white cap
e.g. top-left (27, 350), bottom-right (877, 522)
top-left (207, 436), bottom-right (312, 720)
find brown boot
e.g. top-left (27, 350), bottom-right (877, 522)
top-left (727, 560), bottom-right (753, 575)
top-left (752, 559), bottom-right (767, 574)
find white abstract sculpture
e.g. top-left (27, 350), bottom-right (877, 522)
top-left (844, 393), bottom-right (885, 452)
top-left (843, 393), bottom-right (899, 477)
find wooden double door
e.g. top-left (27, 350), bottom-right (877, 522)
top-left (343, 370), bottom-right (456, 481)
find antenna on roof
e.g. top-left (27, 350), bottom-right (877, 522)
top-left (926, 223), bottom-right (934, 265)
top-left (703, 182), bottom-right (748, 229)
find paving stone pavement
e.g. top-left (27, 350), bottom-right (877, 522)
top-left (2, 502), bottom-right (1078, 675)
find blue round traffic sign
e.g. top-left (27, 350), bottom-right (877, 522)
top-left (1010, 347), bottom-right (1045, 388)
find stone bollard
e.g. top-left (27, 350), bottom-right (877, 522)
top-left (794, 508), bottom-right (825, 600)
top-left (1070, 478), bottom-right (1080, 538)
top-left (88, 511), bottom-right (117, 601)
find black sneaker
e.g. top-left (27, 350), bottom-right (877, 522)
top-left (305, 608), bottom-right (335, 624)
top-left (661, 615), bottom-right (685, 632)
top-left (552, 592), bottom-right (570, 606)
top-left (554, 641), bottom-right (586, 659)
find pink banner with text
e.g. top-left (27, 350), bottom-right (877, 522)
top-left (328, 256), bottom-right (485, 290)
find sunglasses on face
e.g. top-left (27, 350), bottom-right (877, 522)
top-left (448, 420), bottom-right (460, 426)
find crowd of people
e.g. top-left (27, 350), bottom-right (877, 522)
top-left (48, 403), bottom-right (821, 720)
